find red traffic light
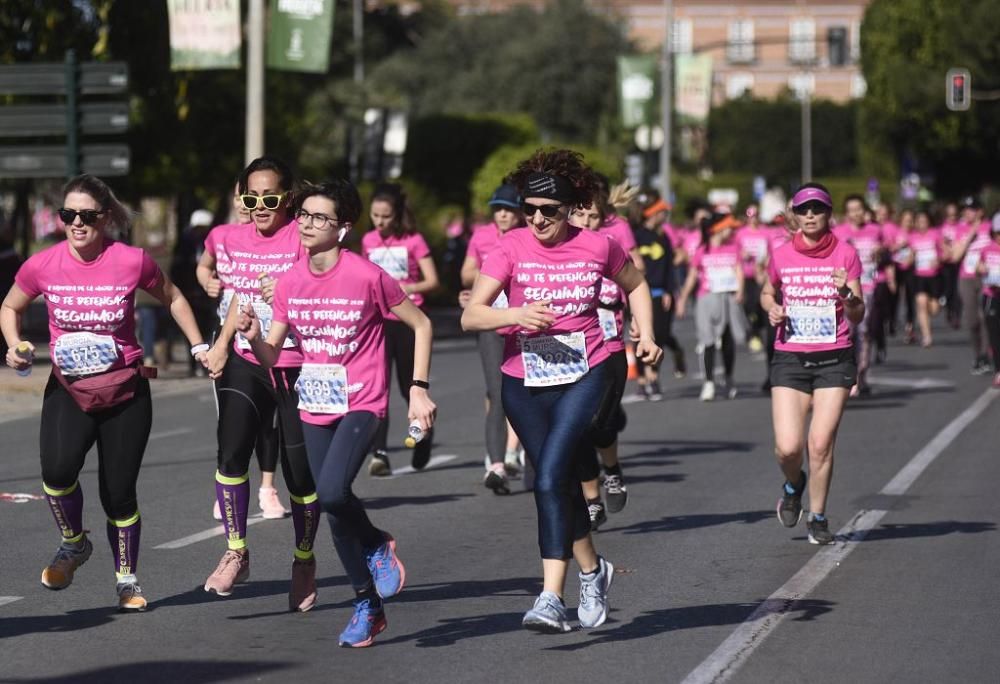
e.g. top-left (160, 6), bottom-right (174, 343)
top-left (946, 68), bottom-right (971, 111)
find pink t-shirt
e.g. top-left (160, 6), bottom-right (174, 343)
top-left (691, 242), bottom-right (741, 296)
top-left (768, 238), bottom-right (862, 353)
top-left (662, 223), bottom-right (683, 250)
top-left (15, 240), bottom-right (161, 374)
top-left (203, 222), bottom-right (245, 324)
top-left (597, 218), bottom-right (636, 354)
top-left (222, 220), bottom-right (305, 368)
top-left (466, 223), bottom-right (505, 267)
top-left (940, 221), bottom-right (961, 260)
top-left (271, 252), bottom-right (407, 425)
top-left (958, 222), bottom-right (992, 279)
top-left (681, 229), bottom-right (703, 260)
top-left (837, 223), bottom-right (883, 295)
top-left (887, 226), bottom-right (913, 267)
top-left (737, 226), bottom-right (770, 278)
top-left (479, 227), bottom-right (628, 380)
top-left (909, 229), bottom-right (943, 277)
top-left (977, 241), bottom-right (1000, 296)
top-left (361, 230), bottom-right (432, 310)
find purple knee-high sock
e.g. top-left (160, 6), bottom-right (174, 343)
top-left (216, 472), bottom-right (250, 550)
top-left (291, 496), bottom-right (321, 560)
top-left (44, 482), bottom-right (84, 543)
top-left (106, 514), bottom-right (141, 578)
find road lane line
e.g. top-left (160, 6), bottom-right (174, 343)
top-left (154, 515), bottom-right (271, 550)
top-left (682, 388), bottom-right (999, 684)
top-left (384, 454), bottom-right (457, 478)
top-left (148, 427), bottom-right (194, 441)
top-left (0, 596), bottom-right (24, 608)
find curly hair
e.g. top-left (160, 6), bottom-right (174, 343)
top-left (295, 179), bottom-right (363, 225)
top-left (504, 148), bottom-right (602, 207)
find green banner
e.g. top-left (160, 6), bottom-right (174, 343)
top-left (267, 0), bottom-right (335, 74)
top-left (617, 55), bottom-right (657, 129)
top-left (167, 0), bottom-right (242, 71)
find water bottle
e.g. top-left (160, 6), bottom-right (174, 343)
top-left (14, 342), bottom-right (33, 377)
top-left (403, 420), bottom-right (425, 448)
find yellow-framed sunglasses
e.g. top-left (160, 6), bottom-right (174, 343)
top-left (239, 193), bottom-right (287, 211)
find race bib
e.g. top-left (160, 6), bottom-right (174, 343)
top-left (861, 265), bottom-right (876, 286)
top-left (295, 363), bottom-right (349, 414)
top-left (706, 266), bottom-right (738, 293)
top-left (491, 291), bottom-right (509, 310)
top-left (237, 301), bottom-right (297, 350)
top-left (785, 304), bottom-right (837, 345)
top-left (53, 332), bottom-right (120, 376)
top-left (521, 332), bottom-right (589, 387)
top-left (894, 247), bottom-right (912, 262)
top-left (916, 249), bottom-right (937, 272)
top-left (963, 250), bottom-right (982, 274)
top-left (984, 267), bottom-right (1000, 288)
top-left (598, 308), bottom-right (619, 341)
top-left (368, 246), bottom-right (409, 280)
top-left (217, 288), bottom-right (236, 324)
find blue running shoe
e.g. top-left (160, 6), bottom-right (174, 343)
top-left (366, 533), bottom-right (406, 599)
top-left (339, 596), bottom-right (387, 648)
top-left (522, 591), bottom-right (572, 633)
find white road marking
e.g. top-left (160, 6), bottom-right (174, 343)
top-left (867, 374), bottom-right (954, 390)
top-left (148, 427), bottom-right (194, 441)
top-left (154, 514), bottom-right (271, 550)
top-left (0, 596), bottom-right (24, 608)
top-left (682, 388), bottom-right (999, 684)
top-left (384, 454), bottom-right (458, 479)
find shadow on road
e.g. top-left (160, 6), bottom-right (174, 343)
top-left (366, 493), bottom-right (475, 510)
top-left (0, 660), bottom-right (290, 683)
top-left (393, 576), bottom-right (539, 605)
top-left (603, 510), bottom-right (772, 536)
top-left (620, 439), bottom-right (755, 460)
top-left (151, 575), bottom-right (350, 610)
top-left (854, 520), bottom-right (996, 542)
top-left (377, 611), bottom-right (525, 647)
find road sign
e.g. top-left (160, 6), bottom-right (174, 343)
top-left (0, 103), bottom-right (129, 137)
top-left (0, 144), bottom-right (129, 179)
top-left (946, 68), bottom-right (971, 111)
top-left (0, 62), bottom-right (128, 96)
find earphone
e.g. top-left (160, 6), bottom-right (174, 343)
top-left (337, 224), bottom-right (351, 243)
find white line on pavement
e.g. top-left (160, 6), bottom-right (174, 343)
top-left (154, 514), bottom-right (271, 550)
top-left (867, 374), bottom-right (954, 390)
top-left (0, 596), bottom-right (24, 608)
top-left (384, 454), bottom-right (457, 478)
top-left (148, 427), bottom-right (194, 441)
top-left (682, 388), bottom-right (999, 684)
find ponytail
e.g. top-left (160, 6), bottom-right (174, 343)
top-left (371, 183), bottom-right (417, 236)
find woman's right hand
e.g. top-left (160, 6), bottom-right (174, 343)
top-left (768, 304), bottom-right (787, 327)
top-left (5, 340), bottom-right (34, 371)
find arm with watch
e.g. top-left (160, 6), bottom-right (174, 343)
top-left (832, 267), bottom-right (865, 325)
top-left (389, 297), bottom-right (437, 432)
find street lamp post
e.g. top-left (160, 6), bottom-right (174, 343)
top-left (245, 0), bottom-right (264, 164)
top-left (659, 0), bottom-right (673, 203)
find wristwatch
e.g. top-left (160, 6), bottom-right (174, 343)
top-left (839, 286), bottom-right (855, 302)
top-left (410, 379), bottom-right (430, 390)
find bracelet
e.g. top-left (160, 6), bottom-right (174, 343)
top-left (410, 379), bottom-right (430, 390)
top-left (190, 343), bottom-right (210, 357)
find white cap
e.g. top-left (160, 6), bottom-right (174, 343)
top-left (190, 209), bottom-right (214, 227)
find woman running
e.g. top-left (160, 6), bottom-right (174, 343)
top-left (238, 179), bottom-right (435, 647)
top-left (737, 203), bottom-right (770, 352)
top-left (976, 219), bottom-right (1000, 388)
top-left (676, 212), bottom-right (746, 401)
top-left (462, 149), bottom-right (660, 632)
top-left (762, 183), bottom-right (864, 545)
top-left (1, 174), bottom-right (209, 611)
top-left (201, 157), bottom-right (320, 610)
top-left (907, 210), bottom-right (944, 347)
top-left (953, 200), bottom-right (992, 374)
top-left (197, 180), bottom-right (284, 521)
top-left (890, 209), bottom-right (917, 343)
top-left (460, 184), bottom-right (525, 493)
top-left (362, 184), bottom-right (440, 476)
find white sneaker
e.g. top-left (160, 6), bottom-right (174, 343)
top-left (258, 487), bottom-right (288, 519)
top-left (699, 381), bottom-right (716, 402)
top-left (212, 499), bottom-right (222, 521)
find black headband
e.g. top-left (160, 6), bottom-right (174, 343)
top-left (524, 172), bottom-right (577, 204)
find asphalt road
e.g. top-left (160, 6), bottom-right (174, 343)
top-left (1, 317), bottom-right (998, 684)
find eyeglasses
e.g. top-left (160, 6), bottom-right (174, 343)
top-left (792, 201), bottom-right (829, 216)
top-left (295, 209), bottom-right (339, 230)
top-left (58, 208), bottom-right (105, 226)
top-left (522, 203), bottom-right (564, 219)
top-left (239, 193), bottom-right (286, 211)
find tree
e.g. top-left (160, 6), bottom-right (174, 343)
top-left (860, 0), bottom-right (1000, 196)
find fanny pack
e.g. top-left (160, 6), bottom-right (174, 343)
top-left (793, 348), bottom-right (852, 369)
top-left (53, 363), bottom-right (157, 413)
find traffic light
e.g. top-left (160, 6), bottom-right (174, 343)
top-left (827, 27), bottom-right (847, 66)
top-left (946, 68), bottom-right (971, 111)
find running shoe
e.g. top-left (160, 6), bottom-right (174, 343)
top-left (339, 596), bottom-right (387, 648)
top-left (484, 462), bottom-right (511, 495)
top-left (807, 516), bottom-right (835, 545)
top-left (41, 536), bottom-right (93, 590)
top-left (289, 557), bottom-right (317, 612)
top-left (971, 358), bottom-right (992, 376)
top-left (411, 438), bottom-right (432, 471)
top-left (578, 556), bottom-right (614, 628)
top-left (204, 548), bottom-right (250, 596)
top-left (673, 348), bottom-right (687, 378)
top-left (588, 499), bottom-right (608, 531)
top-left (522, 591), bottom-right (571, 633)
top-left (603, 474), bottom-right (628, 513)
top-left (776, 472), bottom-right (807, 528)
top-left (629, 385), bottom-right (648, 402)
top-left (699, 381), bottom-right (716, 402)
top-left (724, 379), bottom-right (738, 400)
top-left (259, 486), bottom-right (289, 519)
top-left (503, 448), bottom-right (522, 476)
top-left (366, 533), bottom-right (405, 599)
top-left (647, 381), bottom-right (664, 402)
top-left (116, 575), bottom-right (148, 612)
top-left (212, 499), bottom-right (222, 521)
top-left (875, 348), bottom-right (887, 365)
top-left (368, 451), bottom-right (391, 477)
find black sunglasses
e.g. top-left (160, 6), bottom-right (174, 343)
top-left (522, 202), bottom-right (564, 219)
top-left (58, 208), bottom-right (105, 226)
top-left (792, 201), bottom-right (830, 216)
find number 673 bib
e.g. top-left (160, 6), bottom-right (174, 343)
top-left (295, 363), bottom-right (349, 414)
top-left (53, 332), bottom-right (121, 376)
top-left (521, 332), bottom-right (589, 387)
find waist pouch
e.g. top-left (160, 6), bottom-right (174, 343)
top-left (793, 347), bottom-right (852, 369)
top-left (53, 364), bottom-right (157, 413)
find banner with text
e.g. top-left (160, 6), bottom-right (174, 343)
top-left (617, 55), bottom-right (657, 129)
top-left (167, 0), bottom-right (241, 70)
top-left (267, 0), bottom-right (335, 73)
top-left (674, 54), bottom-right (713, 125)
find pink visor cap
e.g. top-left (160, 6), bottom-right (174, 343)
top-left (791, 187), bottom-right (833, 208)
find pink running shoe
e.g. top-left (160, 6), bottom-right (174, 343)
top-left (259, 487), bottom-right (288, 519)
top-left (289, 558), bottom-right (317, 612)
top-left (204, 549), bottom-right (250, 596)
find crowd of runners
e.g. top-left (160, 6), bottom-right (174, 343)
top-left (3, 149), bottom-right (1000, 645)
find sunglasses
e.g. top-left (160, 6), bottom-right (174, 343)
top-left (792, 201), bottom-right (830, 216)
top-left (58, 208), bottom-right (105, 226)
top-left (522, 203), bottom-right (564, 219)
top-left (295, 209), bottom-right (339, 230)
top-left (239, 193), bottom-right (286, 211)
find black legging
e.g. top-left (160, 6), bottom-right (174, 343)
top-left (891, 266), bottom-right (916, 329)
top-left (636, 301), bottom-right (681, 375)
top-left (576, 351), bottom-right (627, 483)
top-left (703, 327), bottom-right (735, 381)
top-left (215, 352), bottom-right (314, 498)
top-left (984, 294), bottom-right (1000, 373)
top-left (870, 282), bottom-right (892, 353)
top-left (40, 375), bottom-right (152, 520)
top-left (743, 278), bottom-right (765, 340)
top-left (371, 319), bottom-right (433, 459)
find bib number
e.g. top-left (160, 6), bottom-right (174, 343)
top-left (963, 250), bottom-right (982, 274)
top-left (295, 364), bottom-right (349, 414)
top-left (237, 301), bottom-right (296, 350)
top-left (217, 288), bottom-right (236, 324)
top-left (706, 266), bottom-right (738, 293)
top-left (521, 332), bottom-right (589, 387)
top-left (598, 309), bottom-right (619, 341)
top-left (916, 249), bottom-right (937, 272)
top-left (53, 332), bottom-right (120, 376)
top-left (368, 246), bottom-right (409, 280)
top-left (785, 304), bottom-right (837, 345)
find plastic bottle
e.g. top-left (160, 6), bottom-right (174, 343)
top-left (403, 420), bottom-right (425, 448)
top-left (15, 342), bottom-right (33, 377)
